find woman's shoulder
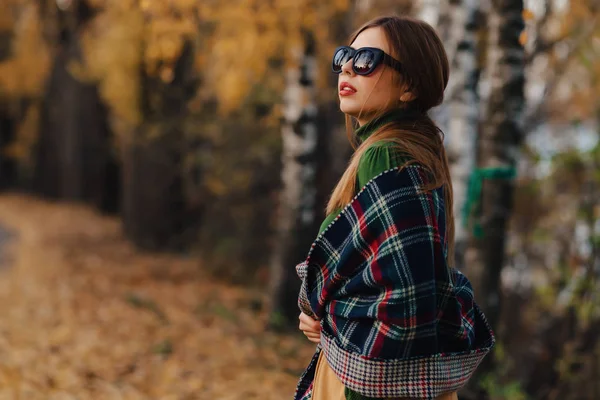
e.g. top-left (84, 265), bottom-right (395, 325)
top-left (357, 141), bottom-right (409, 189)
top-left (360, 140), bottom-right (408, 162)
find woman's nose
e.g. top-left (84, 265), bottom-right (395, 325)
top-left (340, 58), bottom-right (354, 76)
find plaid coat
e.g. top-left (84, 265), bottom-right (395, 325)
top-left (294, 166), bottom-right (495, 400)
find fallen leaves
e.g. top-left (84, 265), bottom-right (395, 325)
top-left (0, 195), bottom-right (315, 399)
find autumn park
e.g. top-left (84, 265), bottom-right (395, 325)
top-left (0, 0), bottom-right (598, 399)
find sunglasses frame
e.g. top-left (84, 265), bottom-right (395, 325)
top-left (332, 46), bottom-right (404, 76)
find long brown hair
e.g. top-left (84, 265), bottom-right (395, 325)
top-left (326, 15), bottom-right (455, 265)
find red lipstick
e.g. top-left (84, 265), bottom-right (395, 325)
top-left (339, 82), bottom-right (357, 96)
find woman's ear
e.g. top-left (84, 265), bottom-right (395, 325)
top-left (400, 91), bottom-right (416, 102)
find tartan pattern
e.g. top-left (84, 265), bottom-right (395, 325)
top-left (294, 166), bottom-right (495, 400)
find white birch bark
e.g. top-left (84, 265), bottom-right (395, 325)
top-left (279, 47), bottom-right (318, 227)
top-left (417, 0), bottom-right (441, 27)
top-left (467, 0), bottom-right (525, 330)
top-left (445, 0), bottom-right (481, 262)
top-left (436, 0), bottom-right (460, 65)
top-left (269, 32), bottom-right (319, 327)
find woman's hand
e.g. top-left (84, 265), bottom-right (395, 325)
top-left (298, 312), bottom-right (321, 344)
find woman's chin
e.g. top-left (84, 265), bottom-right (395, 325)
top-left (339, 104), bottom-right (375, 122)
top-left (339, 100), bottom-right (360, 117)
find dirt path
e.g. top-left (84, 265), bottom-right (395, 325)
top-left (0, 221), bottom-right (16, 269)
top-left (0, 195), bottom-right (314, 400)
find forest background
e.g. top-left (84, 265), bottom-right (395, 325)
top-left (0, 0), bottom-right (599, 399)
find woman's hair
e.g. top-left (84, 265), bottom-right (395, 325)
top-left (326, 15), bottom-right (455, 265)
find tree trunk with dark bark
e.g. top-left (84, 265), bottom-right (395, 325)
top-left (0, 29), bottom-right (17, 191)
top-left (269, 31), bottom-right (320, 330)
top-left (121, 131), bottom-right (189, 250)
top-left (33, 39), bottom-right (118, 213)
top-left (121, 41), bottom-right (201, 251)
top-left (464, 0), bottom-right (525, 374)
top-left (33, 3), bottom-right (118, 212)
top-left (0, 113), bottom-right (16, 191)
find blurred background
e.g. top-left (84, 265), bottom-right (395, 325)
top-left (0, 0), bottom-right (598, 399)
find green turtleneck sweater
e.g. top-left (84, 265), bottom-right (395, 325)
top-left (318, 109), bottom-right (411, 235)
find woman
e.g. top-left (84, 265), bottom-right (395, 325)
top-left (295, 15), bottom-right (495, 400)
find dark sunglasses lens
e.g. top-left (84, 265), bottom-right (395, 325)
top-left (353, 49), bottom-right (375, 74)
top-left (333, 47), bottom-right (352, 72)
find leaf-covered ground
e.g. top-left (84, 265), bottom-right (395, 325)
top-left (0, 195), bottom-right (315, 399)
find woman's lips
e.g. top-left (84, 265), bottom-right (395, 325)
top-left (339, 82), bottom-right (357, 96)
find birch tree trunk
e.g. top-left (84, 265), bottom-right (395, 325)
top-left (269, 31), bottom-right (320, 329)
top-left (445, 0), bottom-right (482, 267)
top-left (436, 0), bottom-right (459, 60)
top-left (465, 0), bottom-right (525, 333)
top-left (417, 0), bottom-right (440, 26)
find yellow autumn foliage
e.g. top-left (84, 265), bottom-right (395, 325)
top-left (6, 0), bottom-right (595, 143)
top-left (2, 0), bottom-right (357, 136)
top-left (3, 103), bottom-right (39, 163)
top-left (522, 9), bottom-right (535, 21)
top-left (204, 0), bottom-right (354, 113)
top-left (74, 1), bottom-right (145, 132)
top-left (0, 2), bottom-right (50, 99)
top-left (552, 0), bottom-right (600, 120)
top-left (0, 1), bottom-right (18, 31)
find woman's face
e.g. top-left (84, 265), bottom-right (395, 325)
top-left (337, 27), bottom-right (406, 125)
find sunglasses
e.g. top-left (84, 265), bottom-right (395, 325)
top-left (332, 46), bottom-right (404, 76)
